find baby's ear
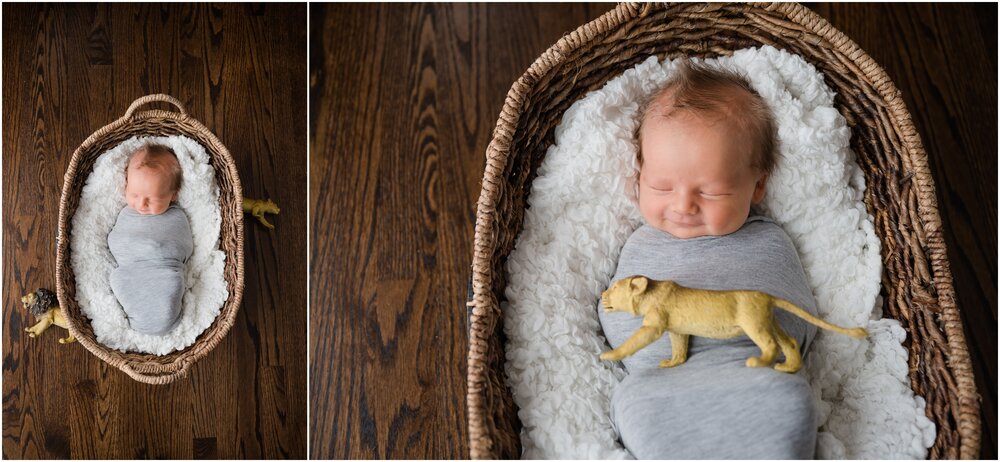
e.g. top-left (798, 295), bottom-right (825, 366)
top-left (751, 173), bottom-right (768, 204)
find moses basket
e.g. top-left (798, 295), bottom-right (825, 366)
top-left (466, 3), bottom-right (982, 459)
top-left (55, 94), bottom-right (244, 385)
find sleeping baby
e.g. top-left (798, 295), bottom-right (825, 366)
top-left (108, 143), bottom-right (193, 336)
top-left (598, 61), bottom-right (820, 458)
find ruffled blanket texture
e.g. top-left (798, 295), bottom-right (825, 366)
top-left (71, 135), bottom-right (228, 356)
top-left (501, 46), bottom-right (935, 459)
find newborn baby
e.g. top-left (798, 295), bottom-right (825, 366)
top-left (108, 143), bottom-right (193, 336)
top-left (598, 61), bottom-right (819, 458)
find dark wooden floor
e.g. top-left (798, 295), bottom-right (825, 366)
top-left (2, 4), bottom-right (307, 459)
top-left (309, 3), bottom-right (614, 458)
top-left (310, 3), bottom-right (996, 459)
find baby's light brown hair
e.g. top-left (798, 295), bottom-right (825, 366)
top-left (129, 143), bottom-right (183, 192)
top-left (635, 60), bottom-right (778, 175)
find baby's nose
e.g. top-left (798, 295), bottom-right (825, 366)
top-left (673, 194), bottom-right (698, 214)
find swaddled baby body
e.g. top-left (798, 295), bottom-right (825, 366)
top-left (108, 144), bottom-right (193, 336)
top-left (598, 61), bottom-right (819, 458)
top-left (600, 218), bottom-right (818, 458)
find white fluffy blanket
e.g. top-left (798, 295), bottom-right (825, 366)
top-left (501, 46), bottom-right (936, 459)
top-left (70, 135), bottom-right (228, 355)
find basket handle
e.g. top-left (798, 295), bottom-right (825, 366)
top-left (123, 94), bottom-right (188, 120)
top-left (119, 360), bottom-right (192, 385)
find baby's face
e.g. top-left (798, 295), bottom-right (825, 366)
top-left (638, 113), bottom-right (767, 239)
top-left (125, 160), bottom-right (177, 215)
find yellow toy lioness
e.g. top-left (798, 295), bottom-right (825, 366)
top-left (599, 276), bottom-right (867, 373)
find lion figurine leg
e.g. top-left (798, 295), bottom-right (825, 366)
top-left (242, 198), bottom-right (280, 229)
top-left (25, 314), bottom-right (54, 338)
top-left (601, 325), bottom-right (663, 362)
top-left (52, 310), bottom-right (76, 344)
top-left (743, 321), bottom-right (780, 368)
top-left (659, 332), bottom-right (690, 368)
top-left (773, 331), bottom-right (801, 373)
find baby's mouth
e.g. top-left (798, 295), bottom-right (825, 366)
top-left (668, 216), bottom-right (700, 227)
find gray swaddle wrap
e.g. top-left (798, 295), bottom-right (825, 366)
top-left (599, 215), bottom-right (819, 459)
top-left (108, 204), bottom-right (193, 336)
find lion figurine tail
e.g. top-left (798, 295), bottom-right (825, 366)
top-left (771, 298), bottom-right (868, 339)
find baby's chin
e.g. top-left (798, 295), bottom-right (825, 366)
top-left (655, 224), bottom-right (709, 239)
top-left (128, 205), bottom-right (170, 216)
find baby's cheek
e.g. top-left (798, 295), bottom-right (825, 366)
top-left (645, 198), bottom-right (669, 223)
top-left (703, 203), bottom-right (731, 231)
top-left (637, 194), bottom-right (653, 218)
top-left (724, 202), bottom-right (751, 229)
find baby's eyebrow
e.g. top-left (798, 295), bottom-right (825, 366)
top-left (645, 181), bottom-right (672, 189)
top-left (640, 174), bottom-right (671, 183)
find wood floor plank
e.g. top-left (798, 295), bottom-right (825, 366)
top-left (2, 4), bottom-right (307, 459)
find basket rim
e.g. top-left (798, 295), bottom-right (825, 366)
top-left (55, 98), bottom-right (245, 385)
top-left (466, 2), bottom-right (980, 458)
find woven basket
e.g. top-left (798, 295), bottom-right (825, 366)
top-left (55, 94), bottom-right (244, 385)
top-left (467, 3), bottom-right (981, 459)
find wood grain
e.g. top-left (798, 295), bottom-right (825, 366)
top-left (2, 4), bottom-right (307, 459)
top-left (309, 3), bottom-right (611, 458)
top-left (311, 3), bottom-right (995, 459)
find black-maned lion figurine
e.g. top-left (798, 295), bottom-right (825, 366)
top-left (22, 288), bottom-right (76, 344)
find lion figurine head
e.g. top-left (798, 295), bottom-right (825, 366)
top-left (21, 288), bottom-right (58, 317)
top-left (602, 276), bottom-right (681, 316)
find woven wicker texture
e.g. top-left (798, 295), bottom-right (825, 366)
top-left (55, 94), bottom-right (245, 385)
top-left (466, 2), bottom-right (981, 459)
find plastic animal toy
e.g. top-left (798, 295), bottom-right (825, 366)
top-left (22, 288), bottom-right (76, 344)
top-left (599, 276), bottom-right (867, 373)
top-left (243, 197), bottom-right (280, 229)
